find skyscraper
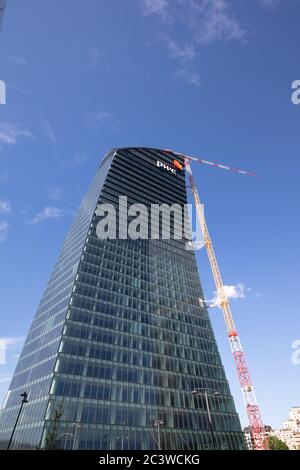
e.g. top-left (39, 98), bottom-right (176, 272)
top-left (0, 148), bottom-right (245, 450)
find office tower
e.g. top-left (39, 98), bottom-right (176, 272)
top-left (0, 148), bottom-right (245, 449)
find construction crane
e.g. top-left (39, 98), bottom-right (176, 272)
top-left (164, 149), bottom-right (267, 450)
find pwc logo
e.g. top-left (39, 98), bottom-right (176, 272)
top-left (156, 159), bottom-right (183, 174)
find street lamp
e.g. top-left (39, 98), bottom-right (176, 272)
top-left (60, 432), bottom-right (73, 450)
top-left (191, 388), bottom-right (220, 450)
top-left (153, 419), bottom-right (164, 450)
top-left (7, 392), bottom-right (29, 450)
top-left (72, 423), bottom-right (81, 450)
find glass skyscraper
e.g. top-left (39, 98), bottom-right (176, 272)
top-left (0, 147), bottom-right (245, 450)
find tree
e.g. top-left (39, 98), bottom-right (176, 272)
top-left (268, 435), bottom-right (289, 450)
top-left (44, 400), bottom-right (64, 450)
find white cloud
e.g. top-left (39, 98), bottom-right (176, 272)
top-left (142, 0), bottom-right (171, 21)
top-left (90, 48), bottom-right (101, 61)
top-left (0, 337), bottom-right (24, 366)
top-left (173, 68), bottom-right (201, 86)
top-left (83, 111), bottom-right (114, 128)
top-left (142, 0), bottom-right (245, 44)
top-left (130, 65), bottom-right (151, 81)
top-left (49, 187), bottom-right (63, 201)
top-left (0, 220), bottom-right (9, 242)
top-left (190, 0), bottom-right (245, 44)
top-left (7, 83), bottom-right (30, 95)
top-left (0, 337), bottom-right (24, 347)
top-left (8, 55), bottom-right (27, 66)
top-left (189, 72), bottom-right (201, 86)
top-left (42, 120), bottom-right (55, 142)
top-left (260, 0), bottom-right (281, 7)
top-left (211, 283), bottom-right (245, 307)
top-left (0, 200), bottom-right (10, 213)
top-left (0, 122), bottom-right (34, 148)
top-left (0, 375), bottom-right (12, 384)
top-left (141, 0), bottom-right (247, 85)
top-left (74, 153), bottom-right (87, 164)
top-left (32, 206), bottom-right (64, 224)
top-left (161, 34), bottom-right (196, 60)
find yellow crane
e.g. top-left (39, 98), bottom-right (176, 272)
top-left (165, 149), bottom-right (267, 450)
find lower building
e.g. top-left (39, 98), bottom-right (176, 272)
top-left (270, 407), bottom-right (300, 450)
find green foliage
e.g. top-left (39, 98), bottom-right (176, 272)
top-left (268, 435), bottom-right (289, 450)
top-left (44, 400), bottom-right (64, 450)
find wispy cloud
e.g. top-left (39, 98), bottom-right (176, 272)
top-left (141, 0), bottom-right (247, 85)
top-left (130, 65), bottom-right (151, 82)
top-left (189, 0), bottom-right (245, 44)
top-left (161, 33), bottom-right (196, 61)
top-left (83, 111), bottom-right (115, 128)
top-left (7, 83), bottom-right (30, 95)
top-left (74, 153), bottom-right (87, 164)
top-left (0, 200), bottom-right (10, 214)
top-left (260, 0), bottom-right (281, 7)
top-left (8, 55), bottom-right (27, 66)
top-left (142, 0), bottom-right (172, 22)
top-left (0, 337), bottom-right (24, 367)
top-left (211, 283), bottom-right (245, 307)
top-left (0, 122), bottom-right (34, 149)
top-left (0, 337), bottom-right (24, 348)
top-left (32, 206), bottom-right (64, 224)
top-left (90, 48), bottom-right (101, 61)
top-left (42, 120), bottom-right (55, 142)
top-left (173, 68), bottom-right (201, 86)
top-left (0, 221), bottom-right (9, 242)
top-left (0, 375), bottom-right (12, 384)
top-left (49, 187), bottom-right (63, 201)
top-left (142, 0), bottom-right (245, 44)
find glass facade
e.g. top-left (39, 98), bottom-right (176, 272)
top-left (0, 147), bottom-right (245, 450)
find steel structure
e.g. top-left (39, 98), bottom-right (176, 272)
top-left (164, 149), bottom-right (267, 450)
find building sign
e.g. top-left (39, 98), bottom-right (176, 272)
top-left (156, 159), bottom-right (183, 174)
top-left (173, 159), bottom-right (183, 170)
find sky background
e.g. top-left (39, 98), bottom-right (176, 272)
top-left (0, 0), bottom-right (299, 430)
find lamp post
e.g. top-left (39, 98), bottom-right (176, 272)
top-left (72, 423), bottom-right (81, 450)
top-left (191, 388), bottom-right (220, 450)
top-left (7, 392), bottom-right (29, 450)
top-left (60, 432), bottom-right (73, 450)
top-left (153, 419), bottom-right (164, 450)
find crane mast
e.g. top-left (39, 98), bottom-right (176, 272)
top-left (184, 158), bottom-right (267, 450)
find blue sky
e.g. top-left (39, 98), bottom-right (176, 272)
top-left (0, 0), bottom-right (299, 429)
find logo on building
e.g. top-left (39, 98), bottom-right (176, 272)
top-left (0, 80), bottom-right (6, 105)
top-left (173, 159), bottom-right (183, 170)
top-left (156, 159), bottom-right (183, 174)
